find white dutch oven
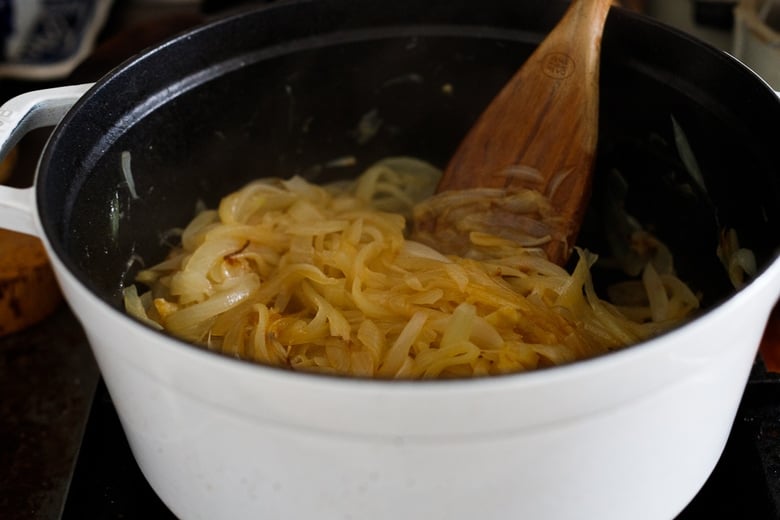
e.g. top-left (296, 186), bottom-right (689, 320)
top-left (1, 1), bottom-right (779, 518)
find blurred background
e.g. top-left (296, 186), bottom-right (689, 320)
top-left (0, 1), bottom-right (778, 86)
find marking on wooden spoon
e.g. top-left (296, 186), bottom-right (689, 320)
top-left (542, 53), bottom-right (575, 79)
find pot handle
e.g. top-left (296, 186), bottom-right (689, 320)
top-left (0, 83), bottom-right (94, 236)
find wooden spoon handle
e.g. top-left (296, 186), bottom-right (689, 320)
top-left (435, 0), bottom-right (613, 263)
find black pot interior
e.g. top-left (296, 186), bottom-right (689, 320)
top-left (38, 0), bottom-right (780, 318)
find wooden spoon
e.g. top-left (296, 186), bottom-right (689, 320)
top-left (414, 0), bottom-right (613, 265)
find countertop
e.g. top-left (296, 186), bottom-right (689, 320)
top-left (0, 306), bottom-right (97, 519)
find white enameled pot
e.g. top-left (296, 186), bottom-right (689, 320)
top-left (1, 81), bottom-right (779, 520)
top-left (1, 3), bottom-right (780, 518)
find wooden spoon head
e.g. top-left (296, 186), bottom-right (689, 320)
top-left (414, 0), bottom-right (613, 265)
